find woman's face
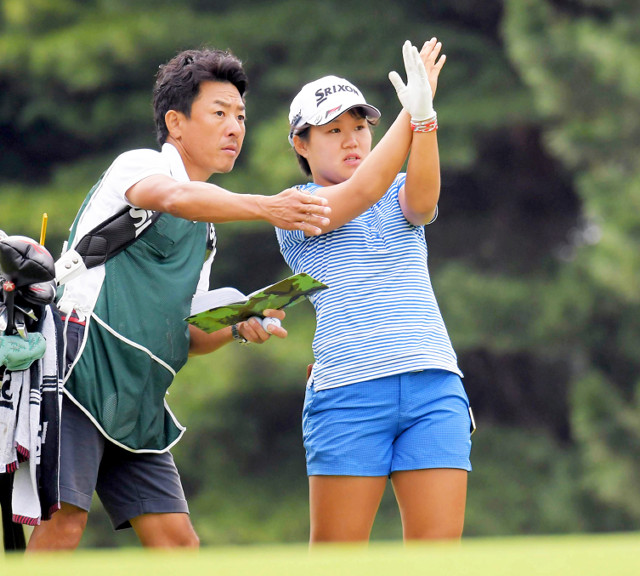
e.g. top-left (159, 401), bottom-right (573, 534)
top-left (296, 111), bottom-right (373, 187)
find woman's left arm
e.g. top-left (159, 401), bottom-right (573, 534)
top-left (399, 39), bottom-right (446, 226)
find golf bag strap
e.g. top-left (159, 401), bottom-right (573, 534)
top-left (55, 207), bottom-right (160, 285)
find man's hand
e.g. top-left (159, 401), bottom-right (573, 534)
top-left (189, 309), bottom-right (287, 354)
top-left (419, 37), bottom-right (446, 98)
top-left (259, 188), bottom-right (330, 236)
top-left (237, 309), bottom-right (287, 343)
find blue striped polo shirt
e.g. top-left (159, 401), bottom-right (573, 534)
top-left (276, 173), bottom-right (462, 391)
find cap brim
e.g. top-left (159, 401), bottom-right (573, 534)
top-left (315, 103), bottom-right (381, 126)
top-left (289, 103), bottom-right (381, 146)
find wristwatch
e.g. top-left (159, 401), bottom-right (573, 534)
top-left (231, 323), bottom-right (248, 344)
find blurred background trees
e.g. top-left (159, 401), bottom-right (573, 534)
top-left (1, 0), bottom-right (638, 545)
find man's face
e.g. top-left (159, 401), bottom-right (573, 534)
top-left (170, 81), bottom-right (246, 181)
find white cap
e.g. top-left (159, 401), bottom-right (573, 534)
top-left (288, 75), bottom-right (381, 145)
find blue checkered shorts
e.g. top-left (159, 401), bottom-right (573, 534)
top-left (303, 369), bottom-right (473, 476)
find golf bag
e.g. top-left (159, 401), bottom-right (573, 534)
top-left (0, 233), bottom-right (58, 552)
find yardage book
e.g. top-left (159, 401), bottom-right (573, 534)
top-left (186, 272), bottom-right (328, 333)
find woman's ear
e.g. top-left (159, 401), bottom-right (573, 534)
top-left (292, 134), bottom-right (309, 158)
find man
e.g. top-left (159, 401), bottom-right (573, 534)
top-left (27, 48), bottom-right (330, 550)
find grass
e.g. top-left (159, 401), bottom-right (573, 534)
top-left (2, 532), bottom-right (639, 575)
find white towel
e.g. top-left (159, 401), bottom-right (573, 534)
top-left (12, 365), bottom-right (41, 525)
top-left (0, 368), bottom-right (21, 472)
top-left (13, 370), bottom-right (31, 461)
top-left (9, 307), bottom-right (62, 526)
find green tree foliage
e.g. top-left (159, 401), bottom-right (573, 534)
top-left (504, 0), bottom-right (640, 524)
top-left (1, 0), bottom-right (638, 545)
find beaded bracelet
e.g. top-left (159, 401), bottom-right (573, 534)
top-left (411, 115), bottom-right (438, 133)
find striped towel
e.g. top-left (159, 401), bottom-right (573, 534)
top-left (10, 307), bottom-right (62, 525)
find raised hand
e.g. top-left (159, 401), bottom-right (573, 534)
top-left (388, 40), bottom-right (435, 122)
top-left (419, 37), bottom-right (446, 98)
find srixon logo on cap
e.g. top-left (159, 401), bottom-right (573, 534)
top-left (314, 83), bottom-right (362, 106)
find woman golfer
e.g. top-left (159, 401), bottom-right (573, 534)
top-left (276, 39), bottom-right (473, 543)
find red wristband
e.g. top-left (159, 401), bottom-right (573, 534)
top-left (411, 116), bottom-right (438, 133)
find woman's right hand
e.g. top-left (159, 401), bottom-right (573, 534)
top-left (388, 40), bottom-right (435, 122)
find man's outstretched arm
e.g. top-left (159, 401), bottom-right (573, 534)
top-left (127, 176), bottom-right (331, 236)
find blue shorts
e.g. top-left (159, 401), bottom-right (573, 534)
top-left (59, 395), bottom-right (189, 531)
top-left (303, 369), bottom-right (473, 476)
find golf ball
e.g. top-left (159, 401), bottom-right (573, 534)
top-left (261, 317), bottom-right (281, 333)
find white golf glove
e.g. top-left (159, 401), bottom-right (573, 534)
top-left (388, 40), bottom-right (435, 122)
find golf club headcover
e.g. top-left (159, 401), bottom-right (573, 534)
top-left (0, 332), bottom-right (46, 371)
top-left (18, 279), bottom-right (57, 308)
top-left (0, 236), bottom-right (55, 288)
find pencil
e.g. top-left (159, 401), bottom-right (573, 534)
top-left (40, 212), bottom-right (48, 245)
